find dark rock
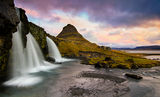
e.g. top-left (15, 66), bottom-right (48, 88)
top-left (127, 59), bottom-right (139, 69)
top-left (0, 0), bottom-right (19, 35)
top-left (94, 62), bottom-right (102, 68)
top-left (17, 8), bottom-right (29, 47)
top-left (0, 0), bottom-right (19, 81)
top-left (104, 57), bottom-right (112, 61)
top-left (46, 57), bottom-right (55, 63)
top-left (125, 73), bottom-right (143, 80)
top-left (98, 46), bottom-right (111, 51)
top-left (55, 62), bottom-right (62, 64)
top-left (94, 61), bottom-right (109, 69)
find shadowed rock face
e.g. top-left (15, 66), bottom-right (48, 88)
top-left (0, 0), bottom-right (19, 35)
top-left (0, 0), bottom-right (19, 81)
top-left (17, 8), bottom-right (29, 47)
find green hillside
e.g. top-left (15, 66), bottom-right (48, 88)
top-left (48, 24), bottom-right (160, 69)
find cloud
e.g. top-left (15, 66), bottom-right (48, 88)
top-left (14, 0), bottom-right (160, 47)
top-left (15, 0), bottom-right (160, 27)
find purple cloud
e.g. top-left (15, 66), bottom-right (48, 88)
top-left (15, 0), bottom-right (160, 27)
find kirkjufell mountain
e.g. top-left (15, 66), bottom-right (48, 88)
top-left (57, 24), bottom-right (84, 39)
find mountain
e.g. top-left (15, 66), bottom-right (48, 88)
top-left (50, 24), bottom-right (111, 58)
top-left (112, 45), bottom-right (160, 50)
top-left (57, 24), bottom-right (84, 40)
top-left (47, 24), bottom-right (160, 69)
top-left (134, 45), bottom-right (160, 50)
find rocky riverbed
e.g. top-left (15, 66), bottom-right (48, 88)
top-left (1, 60), bottom-right (160, 97)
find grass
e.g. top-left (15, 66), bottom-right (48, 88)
top-left (48, 29), bottom-right (160, 69)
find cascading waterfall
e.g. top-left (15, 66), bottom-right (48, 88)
top-left (4, 9), bottom-right (59, 87)
top-left (26, 33), bottom-right (44, 72)
top-left (46, 37), bottom-right (71, 62)
top-left (9, 21), bottom-right (27, 77)
top-left (46, 37), bottom-right (62, 62)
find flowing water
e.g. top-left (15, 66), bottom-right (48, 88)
top-left (0, 61), bottom-right (79, 97)
top-left (3, 9), bottom-right (59, 87)
top-left (46, 37), bottom-right (71, 62)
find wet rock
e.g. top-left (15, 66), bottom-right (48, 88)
top-left (81, 71), bottom-right (126, 83)
top-left (55, 62), bottom-right (62, 64)
top-left (125, 73), bottom-right (143, 80)
top-left (46, 57), bottom-right (55, 63)
top-left (17, 8), bottom-right (29, 47)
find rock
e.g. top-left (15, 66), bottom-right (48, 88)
top-left (17, 8), bottom-right (29, 47)
top-left (98, 46), bottom-right (111, 51)
top-left (0, 0), bottom-right (19, 35)
top-left (46, 57), bottom-right (55, 63)
top-left (0, 0), bottom-right (19, 81)
top-left (104, 57), bottom-right (112, 61)
top-left (94, 61), bottom-right (109, 69)
top-left (125, 73), bottom-right (143, 80)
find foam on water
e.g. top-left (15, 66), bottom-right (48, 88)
top-left (3, 75), bottom-right (43, 87)
top-left (46, 37), bottom-right (72, 62)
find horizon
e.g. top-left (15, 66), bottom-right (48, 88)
top-left (14, 0), bottom-right (160, 48)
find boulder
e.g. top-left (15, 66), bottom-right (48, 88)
top-left (125, 73), bottom-right (143, 80)
top-left (46, 57), bottom-right (55, 63)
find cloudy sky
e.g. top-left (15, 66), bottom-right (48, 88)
top-left (15, 0), bottom-right (160, 48)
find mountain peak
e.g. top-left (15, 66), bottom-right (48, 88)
top-left (57, 24), bottom-right (83, 39)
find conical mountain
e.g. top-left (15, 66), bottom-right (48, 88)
top-left (57, 24), bottom-right (86, 41)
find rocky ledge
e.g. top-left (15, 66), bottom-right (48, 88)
top-left (0, 0), bottom-right (19, 81)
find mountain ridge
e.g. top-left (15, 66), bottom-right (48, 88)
top-left (112, 45), bottom-right (160, 50)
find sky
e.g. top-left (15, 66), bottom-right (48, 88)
top-left (14, 0), bottom-right (160, 48)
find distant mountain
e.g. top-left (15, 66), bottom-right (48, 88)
top-left (134, 45), bottom-right (160, 50)
top-left (112, 45), bottom-right (160, 50)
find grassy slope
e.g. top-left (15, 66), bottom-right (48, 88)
top-left (49, 24), bottom-right (160, 69)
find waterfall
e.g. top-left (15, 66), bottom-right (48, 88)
top-left (46, 37), bottom-right (73, 62)
top-left (9, 21), bottom-right (27, 77)
top-left (4, 24), bottom-right (59, 87)
top-left (4, 9), bottom-right (59, 87)
top-left (26, 33), bottom-right (44, 72)
top-left (46, 37), bottom-right (62, 62)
